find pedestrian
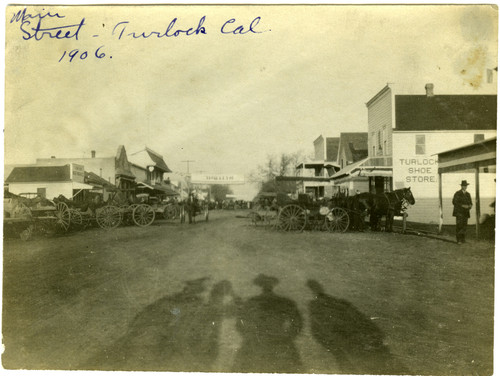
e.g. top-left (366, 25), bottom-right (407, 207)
top-left (452, 180), bottom-right (473, 244)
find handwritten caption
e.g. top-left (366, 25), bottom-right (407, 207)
top-left (10, 8), bottom-right (269, 62)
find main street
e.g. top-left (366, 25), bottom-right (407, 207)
top-left (2, 210), bottom-right (494, 374)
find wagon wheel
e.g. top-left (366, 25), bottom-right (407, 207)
top-left (69, 209), bottom-right (83, 230)
top-left (277, 204), bottom-right (307, 232)
top-left (325, 207), bottom-right (350, 233)
top-left (132, 204), bottom-right (155, 227)
top-left (54, 202), bottom-right (71, 232)
top-left (96, 205), bottom-right (122, 229)
top-left (120, 204), bottom-right (136, 225)
top-left (13, 203), bottom-right (32, 219)
top-left (20, 225), bottom-right (33, 241)
top-left (248, 211), bottom-right (260, 226)
top-left (265, 208), bottom-right (278, 228)
top-left (163, 204), bottom-right (178, 220)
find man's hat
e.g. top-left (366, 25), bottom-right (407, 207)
top-left (461, 180), bottom-right (470, 186)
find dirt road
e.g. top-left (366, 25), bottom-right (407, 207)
top-left (2, 210), bottom-right (494, 374)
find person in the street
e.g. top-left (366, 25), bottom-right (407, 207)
top-left (452, 180), bottom-right (473, 244)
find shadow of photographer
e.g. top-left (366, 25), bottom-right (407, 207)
top-left (84, 277), bottom-right (237, 372)
top-left (232, 274), bottom-right (304, 373)
top-left (307, 279), bottom-right (408, 375)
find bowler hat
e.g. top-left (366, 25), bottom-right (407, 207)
top-left (460, 180), bottom-right (470, 186)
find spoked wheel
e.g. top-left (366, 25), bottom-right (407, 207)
top-left (132, 204), bottom-right (155, 227)
top-left (277, 204), bottom-right (307, 232)
top-left (249, 211), bottom-right (261, 226)
top-left (325, 207), bottom-right (350, 233)
top-left (54, 202), bottom-right (71, 232)
top-left (69, 209), bottom-right (83, 230)
top-left (96, 205), bottom-right (122, 229)
top-left (163, 204), bottom-right (178, 220)
top-left (20, 225), bottom-right (34, 241)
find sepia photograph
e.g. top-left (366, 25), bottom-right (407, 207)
top-left (2, 2), bottom-right (497, 375)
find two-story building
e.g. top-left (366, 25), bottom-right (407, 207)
top-left (294, 135), bottom-right (340, 198)
top-left (128, 147), bottom-right (178, 199)
top-left (366, 83), bottom-right (496, 224)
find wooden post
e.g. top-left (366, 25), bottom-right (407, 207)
top-left (475, 164), bottom-right (480, 239)
top-left (438, 171), bottom-right (443, 235)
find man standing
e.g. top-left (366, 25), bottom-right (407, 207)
top-left (452, 180), bottom-right (473, 244)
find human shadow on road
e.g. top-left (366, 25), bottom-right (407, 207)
top-left (84, 277), bottom-right (237, 372)
top-left (307, 279), bottom-right (408, 375)
top-left (232, 274), bottom-right (304, 373)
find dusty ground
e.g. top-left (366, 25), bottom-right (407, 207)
top-left (2, 210), bottom-right (494, 374)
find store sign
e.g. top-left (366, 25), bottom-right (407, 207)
top-left (399, 158), bottom-right (437, 183)
top-left (71, 163), bottom-right (85, 183)
top-left (190, 174), bottom-right (245, 185)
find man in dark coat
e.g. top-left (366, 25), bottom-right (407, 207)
top-left (452, 180), bottom-right (473, 244)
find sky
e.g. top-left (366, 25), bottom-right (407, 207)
top-left (4, 4), bottom-right (498, 198)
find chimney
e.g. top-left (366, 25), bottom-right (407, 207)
top-left (91, 150), bottom-right (96, 158)
top-left (425, 83), bottom-right (434, 97)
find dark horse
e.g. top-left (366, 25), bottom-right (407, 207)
top-left (368, 187), bottom-right (415, 232)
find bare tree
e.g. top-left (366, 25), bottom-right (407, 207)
top-left (251, 151), bottom-right (305, 193)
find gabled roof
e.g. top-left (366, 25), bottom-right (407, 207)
top-left (6, 165), bottom-right (71, 183)
top-left (115, 145), bottom-right (135, 179)
top-left (395, 95), bottom-right (497, 131)
top-left (129, 147), bottom-right (172, 173)
top-left (337, 133), bottom-right (368, 162)
top-left (84, 171), bottom-right (115, 188)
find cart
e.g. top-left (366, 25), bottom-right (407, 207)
top-left (4, 193), bottom-right (71, 240)
top-left (275, 193), bottom-right (350, 232)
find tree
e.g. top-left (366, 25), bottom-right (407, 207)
top-left (252, 151), bottom-right (305, 194)
top-left (209, 185), bottom-right (233, 202)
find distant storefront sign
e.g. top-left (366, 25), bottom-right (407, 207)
top-left (190, 174), bottom-right (245, 185)
top-left (71, 163), bottom-right (85, 183)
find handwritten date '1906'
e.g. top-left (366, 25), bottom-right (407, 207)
top-left (58, 46), bottom-right (109, 63)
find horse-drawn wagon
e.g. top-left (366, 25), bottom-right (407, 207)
top-left (250, 187), bottom-right (415, 233)
top-left (275, 193), bottom-right (351, 232)
top-left (4, 192), bottom-right (71, 240)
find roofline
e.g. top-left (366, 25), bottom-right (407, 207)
top-left (434, 136), bottom-right (497, 156)
top-left (366, 84), bottom-right (391, 107)
top-left (313, 135), bottom-right (324, 144)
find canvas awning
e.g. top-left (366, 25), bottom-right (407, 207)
top-left (72, 182), bottom-right (94, 190)
top-left (332, 157), bottom-right (393, 180)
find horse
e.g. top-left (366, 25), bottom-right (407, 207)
top-left (346, 192), bottom-right (373, 231)
top-left (368, 187), bottom-right (415, 232)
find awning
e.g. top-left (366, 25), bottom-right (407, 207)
top-left (332, 157), bottom-right (393, 180)
top-left (357, 169), bottom-right (393, 177)
top-left (137, 181), bottom-right (154, 190)
top-left (72, 182), bottom-right (94, 190)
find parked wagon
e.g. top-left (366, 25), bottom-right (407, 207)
top-left (4, 192), bottom-right (71, 240)
top-left (274, 193), bottom-right (350, 233)
top-left (248, 193), bottom-right (279, 227)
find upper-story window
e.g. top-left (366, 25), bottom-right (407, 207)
top-left (415, 135), bottom-right (426, 155)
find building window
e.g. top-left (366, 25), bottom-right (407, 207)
top-left (474, 134), bottom-right (485, 143)
top-left (383, 140), bottom-right (387, 155)
top-left (416, 135), bottom-right (425, 155)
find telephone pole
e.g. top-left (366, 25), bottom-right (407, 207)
top-left (181, 160), bottom-right (195, 174)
